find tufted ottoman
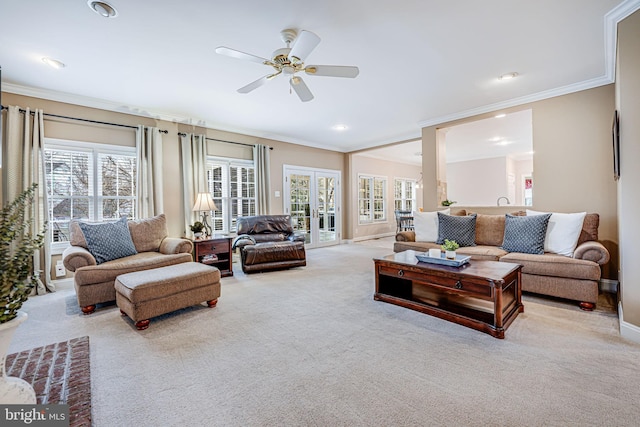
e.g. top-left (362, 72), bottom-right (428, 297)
top-left (240, 241), bottom-right (306, 273)
top-left (115, 262), bottom-right (220, 330)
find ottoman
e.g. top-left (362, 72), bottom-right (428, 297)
top-left (115, 262), bottom-right (221, 330)
top-left (240, 241), bottom-right (306, 273)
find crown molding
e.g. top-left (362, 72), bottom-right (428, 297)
top-left (417, 75), bottom-right (613, 129)
top-left (418, 0), bottom-right (640, 130)
top-left (605, 0), bottom-right (640, 80)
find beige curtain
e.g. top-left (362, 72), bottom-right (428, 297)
top-left (253, 144), bottom-right (271, 214)
top-left (2, 106), bottom-right (53, 294)
top-left (180, 133), bottom-right (207, 237)
top-left (136, 126), bottom-right (164, 218)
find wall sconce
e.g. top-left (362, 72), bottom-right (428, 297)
top-left (192, 192), bottom-right (217, 237)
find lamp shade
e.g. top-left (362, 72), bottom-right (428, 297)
top-left (192, 192), bottom-right (217, 212)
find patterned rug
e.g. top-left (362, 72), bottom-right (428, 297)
top-left (5, 336), bottom-right (92, 427)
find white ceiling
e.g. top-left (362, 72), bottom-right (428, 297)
top-left (0, 0), bottom-right (635, 155)
top-left (357, 109), bottom-right (533, 165)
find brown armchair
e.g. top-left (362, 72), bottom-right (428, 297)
top-left (232, 215), bottom-right (306, 273)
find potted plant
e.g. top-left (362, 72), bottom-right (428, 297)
top-left (0, 183), bottom-right (47, 403)
top-left (441, 199), bottom-right (457, 207)
top-left (190, 221), bottom-right (205, 239)
top-left (441, 239), bottom-right (459, 259)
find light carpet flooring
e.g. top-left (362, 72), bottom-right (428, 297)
top-left (10, 238), bottom-right (640, 426)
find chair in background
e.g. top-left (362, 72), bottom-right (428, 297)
top-left (394, 210), bottom-right (414, 233)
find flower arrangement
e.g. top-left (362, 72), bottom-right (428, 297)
top-left (0, 184), bottom-right (47, 324)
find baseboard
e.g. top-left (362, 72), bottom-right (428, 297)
top-left (618, 302), bottom-right (640, 344)
top-left (345, 232), bottom-right (396, 244)
top-left (599, 278), bottom-right (619, 294)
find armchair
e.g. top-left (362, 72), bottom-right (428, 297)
top-left (232, 215), bottom-right (306, 273)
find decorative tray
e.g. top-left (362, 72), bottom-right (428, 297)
top-left (415, 252), bottom-right (471, 267)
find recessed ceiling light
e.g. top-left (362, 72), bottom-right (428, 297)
top-left (332, 124), bottom-right (348, 131)
top-left (42, 57), bottom-right (65, 69)
top-left (498, 72), bottom-right (518, 81)
top-left (87, 1), bottom-right (118, 18)
top-left (495, 113), bottom-right (506, 119)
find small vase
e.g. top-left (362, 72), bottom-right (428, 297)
top-left (194, 232), bottom-right (203, 239)
top-left (445, 250), bottom-right (456, 260)
top-left (0, 311), bottom-right (37, 404)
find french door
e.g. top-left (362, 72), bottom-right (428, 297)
top-left (283, 166), bottom-right (341, 248)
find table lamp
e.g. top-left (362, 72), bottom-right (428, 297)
top-left (192, 192), bottom-right (217, 237)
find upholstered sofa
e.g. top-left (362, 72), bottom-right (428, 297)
top-left (232, 215), bottom-right (306, 273)
top-left (62, 214), bottom-right (194, 314)
top-left (394, 210), bottom-right (610, 310)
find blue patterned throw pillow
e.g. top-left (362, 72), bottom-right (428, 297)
top-left (501, 213), bottom-right (552, 254)
top-left (436, 213), bottom-right (477, 247)
top-left (78, 217), bottom-right (138, 264)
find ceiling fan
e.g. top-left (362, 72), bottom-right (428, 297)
top-left (215, 29), bottom-right (359, 102)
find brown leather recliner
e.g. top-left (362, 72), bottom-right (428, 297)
top-left (232, 215), bottom-right (306, 273)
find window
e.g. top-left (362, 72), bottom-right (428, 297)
top-left (206, 157), bottom-right (256, 233)
top-left (394, 178), bottom-right (416, 211)
top-left (358, 174), bottom-right (386, 224)
top-left (44, 139), bottom-right (136, 248)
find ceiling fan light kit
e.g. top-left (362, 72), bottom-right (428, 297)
top-left (216, 28), bottom-right (359, 102)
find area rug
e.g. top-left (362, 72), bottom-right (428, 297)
top-left (5, 336), bottom-right (91, 427)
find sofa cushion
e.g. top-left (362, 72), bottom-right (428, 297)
top-left (237, 215), bottom-right (294, 235)
top-left (436, 213), bottom-right (477, 247)
top-left (578, 213), bottom-right (599, 245)
top-left (73, 252), bottom-right (193, 287)
top-left (475, 214), bottom-right (506, 246)
top-left (70, 220), bottom-right (89, 248)
top-left (413, 208), bottom-right (450, 242)
top-left (501, 213), bottom-right (551, 254)
top-left (500, 252), bottom-right (601, 281)
top-left (527, 210), bottom-right (586, 257)
top-left (128, 213), bottom-right (168, 252)
top-left (456, 245), bottom-right (508, 261)
top-left (78, 217), bottom-right (138, 264)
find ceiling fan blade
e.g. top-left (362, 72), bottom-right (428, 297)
top-left (305, 65), bottom-right (360, 78)
top-left (288, 30), bottom-right (321, 62)
top-left (290, 76), bottom-right (314, 102)
top-left (215, 46), bottom-right (272, 65)
top-left (238, 74), bottom-right (275, 94)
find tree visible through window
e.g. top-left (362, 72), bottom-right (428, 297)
top-left (44, 141), bottom-right (136, 246)
top-left (359, 174), bottom-right (386, 223)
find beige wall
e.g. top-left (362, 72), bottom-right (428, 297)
top-left (422, 85), bottom-right (618, 278)
top-left (0, 92), bottom-right (352, 280)
top-left (349, 154), bottom-right (423, 240)
top-left (617, 10), bottom-right (640, 328)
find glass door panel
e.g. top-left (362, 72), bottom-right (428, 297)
top-left (284, 166), bottom-right (341, 248)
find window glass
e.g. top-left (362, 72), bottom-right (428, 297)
top-left (44, 141), bottom-right (136, 247)
top-left (358, 175), bottom-right (387, 224)
top-left (207, 158), bottom-right (256, 232)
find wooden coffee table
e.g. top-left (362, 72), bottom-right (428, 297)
top-left (374, 250), bottom-right (523, 339)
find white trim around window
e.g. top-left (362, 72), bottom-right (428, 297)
top-left (358, 174), bottom-right (387, 225)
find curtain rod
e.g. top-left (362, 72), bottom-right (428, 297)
top-left (177, 132), bottom-right (273, 150)
top-left (0, 105), bottom-right (168, 133)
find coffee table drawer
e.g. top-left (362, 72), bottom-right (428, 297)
top-left (378, 265), bottom-right (491, 297)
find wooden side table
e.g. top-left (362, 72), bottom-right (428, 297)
top-left (192, 235), bottom-right (233, 277)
